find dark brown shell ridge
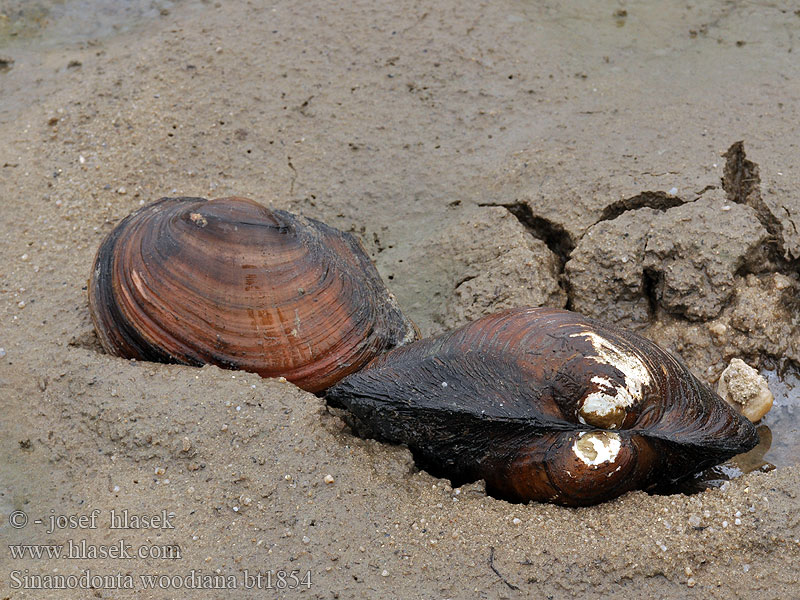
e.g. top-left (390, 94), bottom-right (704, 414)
top-left (326, 307), bottom-right (758, 505)
top-left (89, 196), bottom-right (418, 392)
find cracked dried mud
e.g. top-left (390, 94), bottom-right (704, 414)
top-left (1, 1), bottom-right (799, 598)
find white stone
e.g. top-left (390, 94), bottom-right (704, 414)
top-left (717, 358), bottom-right (773, 422)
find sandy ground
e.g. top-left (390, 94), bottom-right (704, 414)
top-left (1, 0), bottom-right (800, 598)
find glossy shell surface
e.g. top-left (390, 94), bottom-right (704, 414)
top-left (327, 307), bottom-right (759, 505)
top-left (89, 196), bottom-right (418, 392)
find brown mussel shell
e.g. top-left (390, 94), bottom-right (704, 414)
top-left (89, 196), bottom-right (418, 392)
top-left (326, 307), bottom-right (759, 506)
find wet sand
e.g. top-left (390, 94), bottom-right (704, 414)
top-left (1, 1), bottom-right (799, 598)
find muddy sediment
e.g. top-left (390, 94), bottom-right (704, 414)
top-left (1, 1), bottom-right (799, 598)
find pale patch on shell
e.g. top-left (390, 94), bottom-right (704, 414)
top-left (570, 330), bottom-right (652, 428)
top-left (189, 212), bottom-right (208, 227)
top-left (573, 431), bottom-right (622, 466)
top-left (130, 269), bottom-right (149, 302)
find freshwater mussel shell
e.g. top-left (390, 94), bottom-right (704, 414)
top-left (327, 307), bottom-right (759, 506)
top-left (89, 196), bottom-right (418, 392)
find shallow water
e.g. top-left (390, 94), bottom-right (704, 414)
top-left (0, 0), bottom-right (197, 49)
top-left (761, 367), bottom-right (800, 468)
top-left (675, 366), bottom-right (800, 494)
top-left (0, 0), bottom-right (208, 124)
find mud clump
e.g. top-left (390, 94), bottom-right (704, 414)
top-left (563, 144), bottom-right (800, 379)
top-left (565, 207), bottom-right (660, 327)
top-left (641, 192), bottom-right (769, 321)
top-left (395, 206), bottom-right (566, 334)
top-left (722, 140), bottom-right (799, 260)
top-left (567, 192), bottom-right (769, 324)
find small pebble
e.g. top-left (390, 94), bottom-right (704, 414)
top-left (302, 536), bottom-right (310, 544)
top-left (323, 474), bottom-right (335, 484)
top-left (708, 322), bottom-right (727, 337)
top-left (117, 187), bottom-right (127, 195)
top-left (381, 570), bottom-right (389, 577)
top-left (668, 187), bottom-right (678, 195)
top-left (512, 517), bottom-right (522, 525)
top-left (718, 358), bottom-right (773, 422)
top-left (154, 466), bottom-right (166, 475)
top-left (774, 274), bottom-right (793, 290)
top-left (687, 577), bottom-right (696, 588)
top-left (0, 348), bottom-right (6, 358)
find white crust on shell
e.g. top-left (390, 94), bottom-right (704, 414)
top-left (570, 330), bottom-right (651, 427)
top-left (573, 431), bottom-right (622, 466)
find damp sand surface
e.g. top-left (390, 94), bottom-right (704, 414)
top-left (1, 1), bottom-right (800, 598)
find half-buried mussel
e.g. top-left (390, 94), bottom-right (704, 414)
top-left (326, 307), bottom-right (759, 506)
top-left (89, 196), bottom-right (418, 392)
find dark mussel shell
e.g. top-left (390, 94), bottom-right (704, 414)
top-left (327, 307), bottom-right (758, 506)
top-left (89, 196), bottom-right (418, 392)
